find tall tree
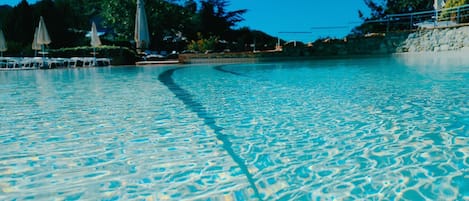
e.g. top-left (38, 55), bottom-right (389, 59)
top-left (445, 0), bottom-right (469, 7)
top-left (353, 0), bottom-right (435, 35)
top-left (33, 0), bottom-right (75, 48)
top-left (55, 0), bottom-right (101, 30)
top-left (384, 0), bottom-right (432, 14)
top-left (0, 6), bottom-right (13, 28)
top-left (0, 0), bottom-right (270, 53)
top-left (443, 0), bottom-right (469, 22)
top-left (146, 0), bottom-right (193, 50)
top-left (363, 0), bottom-right (433, 19)
top-left (6, 0), bottom-right (33, 45)
top-left (100, 0), bottom-right (135, 41)
top-left (198, 0), bottom-right (247, 38)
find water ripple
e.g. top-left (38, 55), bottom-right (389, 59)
top-left (0, 58), bottom-right (468, 200)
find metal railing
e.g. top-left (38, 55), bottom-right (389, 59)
top-left (364, 4), bottom-right (469, 32)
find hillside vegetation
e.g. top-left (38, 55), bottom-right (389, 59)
top-left (0, 0), bottom-right (277, 55)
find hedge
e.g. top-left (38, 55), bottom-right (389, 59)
top-left (49, 46), bottom-right (138, 65)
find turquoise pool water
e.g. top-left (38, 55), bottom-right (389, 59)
top-left (0, 54), bottom-right (468, 200)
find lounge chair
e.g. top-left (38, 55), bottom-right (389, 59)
top-left (0, 58), bottom-right (6, 68)
top-left (96, 58), bottom-right (111, 66)
top-left (83, 57), bottom-right (95, 67)
top-left (70, 57), bottom-right (83, 67)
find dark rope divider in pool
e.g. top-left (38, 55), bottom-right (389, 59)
top-left (158, 68), bottom-right (263, 200)
top-left (213, 65), bottom-right (248, 77)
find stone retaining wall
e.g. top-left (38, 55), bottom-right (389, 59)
top-left (309, 25), bottom-right (469, 55)
top-left (398, 26), bottom-right (469, 52)
top-left (179, 25), bottom-right (469, 63)
top-left (308, 33), bottom-right (409, 56)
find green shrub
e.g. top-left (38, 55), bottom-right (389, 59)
top-left (442, 0), bottom-right (469, 23)
top-left (50, 46), bottom-right (138, 65)
top-left (445, 0), bottom-right (469, 7)
top-left (187, 33), bottom-right (218, 53)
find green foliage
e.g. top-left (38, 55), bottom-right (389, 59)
top-left (54, 0), bottom-right (101, 29)
top-left (100, 0), bottom-right (135, 41)
top-left (363, 0), bottom-right (433, 19)
top-left (445, 0), bottom-right (469, 7)
top-left (146, 0), bottom-right (194, 50)
top-left (363, 0), bottom-right (385, 18)
top-left (5, 0), bottom-right (33, 46)
top-left (354, 0), bottom-right (436, 35)
top-left (187, 33), bottom-right (218, 52)
top-left (1, 0), bottom-right (91, 54)
top-left (186, 28), bottom-right (278, 53)
top-left (0, 6), bottom-right (11, 23)
top-left (442, 0), bottom-right (469, 22)
top-left (3, 41), bottom-right (29, 56)
top-left (198, 0), bottom-right (247, 38)
top-left (0, 0), bottom-right (277, 55)
top-left (99, 0), bottom-right (247, 51)
top-left (227, 27), bottom-right (278, 52)
top-left (384, 0), bottom-right (432, 14)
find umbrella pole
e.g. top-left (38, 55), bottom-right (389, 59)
top-left (41, 45), bottom-right (46, 69)
top-left (93, 47), bottom-right (96, 66)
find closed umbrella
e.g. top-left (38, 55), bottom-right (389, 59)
top-left (32, 27), bottom-right (41, 57)
top-left (90, 21), bottom-right (102, 65)
top-left (36, 16), bottom-right (51, 64)
top-left (134, 0), bottom-right (150, 52)
top-left (0, 29), bottom-right (7, 57)
top-left (434, 0), bottom-right (446, 22)
top-left (434, 0), bottom-right (445, 10)
top-left (90, 22), bottom-right (101, 48)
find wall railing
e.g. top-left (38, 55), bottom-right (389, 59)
top-left (364, 4), bottom-right (469, 32)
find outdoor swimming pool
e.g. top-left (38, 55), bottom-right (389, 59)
top-left (0, 54), bottom-right (468, 200)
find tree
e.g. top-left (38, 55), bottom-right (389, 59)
top-left (363, 0), bottom-right (385, 18)
top-left (198, 0), bottom-right (247, 38)
top-left (352, 0), bottom-right (435, 35)
top-left (362, 0), bottom-right (433, 19)
top-left (445, 0), bottom-right (469, 7)
top-left (384, 0), bottom-right (432, 14)
top-left (99, 0), bottom-right (195, 50)
top-left (0, 6), bottom-right (12, 28)
top-left (224, 27), bottom-right (277, 52)
top-left (146, 0), bottom-right (193, 50)
top-left (6, 0), bottom-right (33, 45)
top-left (443, 0), bottom-right (469, 22)
top-left (100, 0), bottom-right (135, 41)
top-left (0, 0), bottom-right (275, 53)
top-left (187, 33), bottom-right (218, 52)
top-left (55, 0), bottom-right (102, 30)
top-left (33, 0), bottom-right (85, 48)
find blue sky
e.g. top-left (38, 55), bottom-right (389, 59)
top-left (228, 0), bottom-right (370, 42)
top-left (3, 0), bottom-right (370, 42)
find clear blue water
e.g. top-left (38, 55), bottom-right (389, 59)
top-left (0, 54), bottom-right (468, 200)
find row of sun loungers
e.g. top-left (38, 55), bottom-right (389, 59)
top-left (0, 57), bottom-right (111, 70)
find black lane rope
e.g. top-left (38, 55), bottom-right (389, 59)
top-left (158, 68), bottom-right (263, 200)
top-left (213, 65), bottom-right (247, 77)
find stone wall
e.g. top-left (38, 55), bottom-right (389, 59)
top-left (306, 25), bottom-right (469, 55)
top-left (398, 26), bottom-right (469, 52)
top-left (308, 33), bottom-right (409, 56)
top-left (179, 25), bottom-right (469, 63)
